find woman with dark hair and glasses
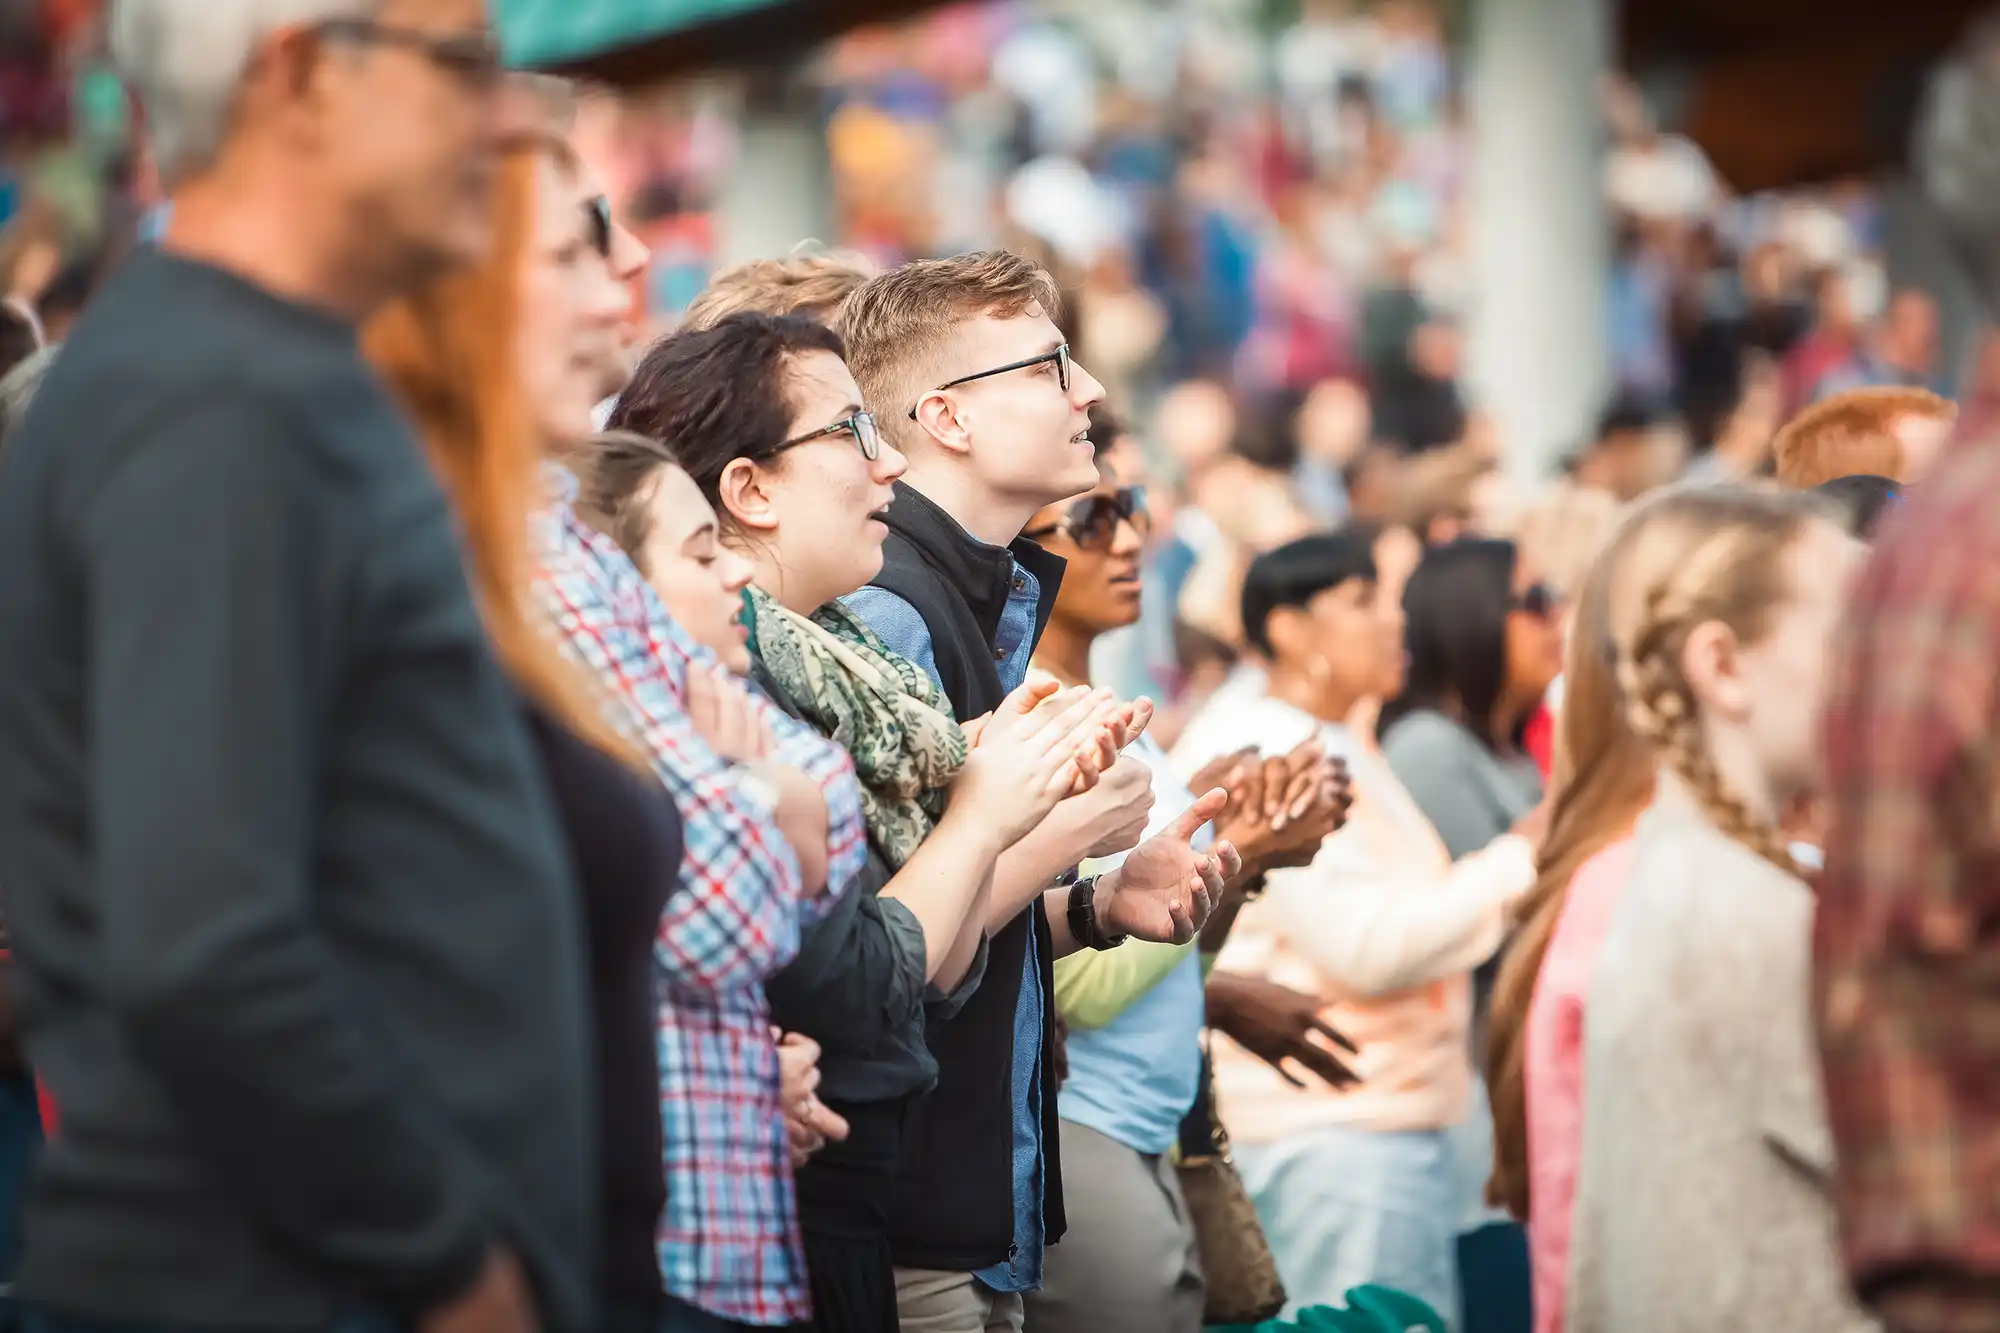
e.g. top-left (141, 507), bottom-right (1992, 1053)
top-left (1022, 442), bottom-right (1353, 1333)
top-left (582, 312), bottom-right (1121, 1333)
top-left (1378, 537), bottom-right (1564, 1333)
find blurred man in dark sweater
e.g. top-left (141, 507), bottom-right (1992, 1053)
top-left (0, 4), bottom-right (593, 1333)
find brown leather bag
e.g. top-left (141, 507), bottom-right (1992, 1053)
top-left (1176, 1046), bottom-right (1286, 1325)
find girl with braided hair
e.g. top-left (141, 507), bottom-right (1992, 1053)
top-left (1482, 512), bottom-right (1653, 1333)
top-left (1564, 484), bottom-right (1876, 1333)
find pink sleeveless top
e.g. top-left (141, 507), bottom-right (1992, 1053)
top-left (1524, 837), bottom-right (1636, 1333)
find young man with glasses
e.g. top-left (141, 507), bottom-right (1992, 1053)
top-left (837, 251), bottom-right (1235, 1332)
top-left (0, 3), bottom-right (592, 1333)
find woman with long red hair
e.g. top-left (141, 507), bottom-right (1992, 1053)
top-left (363, 126), bottom-right (688, 1328)
top-left (1482, 514), bottom-right (1654, 1333)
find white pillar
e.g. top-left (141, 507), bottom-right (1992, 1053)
top-left (1466, 0), bottom-right (1611, 486)
top-left (714, 75), bottom-right (834, 268)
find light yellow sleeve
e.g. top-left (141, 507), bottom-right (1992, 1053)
top-left (1053, 938), bottom-right (1199, 1029)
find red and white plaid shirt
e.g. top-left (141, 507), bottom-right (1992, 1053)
top-left (532, 466), bottom-right (866, 1324)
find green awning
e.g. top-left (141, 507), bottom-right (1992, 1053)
top-left (495, 0), bottom-right (944, 83)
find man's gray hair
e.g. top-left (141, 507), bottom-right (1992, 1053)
top-left (0, 346), bottom-right (57, 460)
top-left (111, 0), bottom-right (375, 183)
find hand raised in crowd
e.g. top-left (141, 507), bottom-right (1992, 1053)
top-left (1096, 790), bottom-right (1243, 944)
top-left (1206, 972), bottom-right (1361, 1091)
top-left (686, 665), bottom-right (777, 764)
top-left (420, 1247), bottom-right (541, 1333)
top-left (775, 1031), bottom-right (849, 1168)
top-left (954, 681), bottom-right (1124, 846)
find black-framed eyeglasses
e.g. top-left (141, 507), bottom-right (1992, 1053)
top-left (1024, 486), bottom-right (1150, 551)
top-left (775, 411), bottom-right (883, 461)
top-left (908, 343), bottom-right (1071, 421)
top-left (1513, 582), bottom-right (1561, 619)
top-left (313, 18), bottom-right (508, 88)
top-left (583, 195), bottom-right (613, 261)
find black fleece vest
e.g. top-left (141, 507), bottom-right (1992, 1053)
top-left (863, 482), bottom-right (1069, 1273)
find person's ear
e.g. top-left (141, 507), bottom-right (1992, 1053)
top-left (1262, 606), bottom-right (1313, 666)
top-left (1679, 619), bottom-right (1750, 723)
top-left (912, 393), bottom-right (975, 461)
top-left (716, 458), bottom-right (779, 535)
top-left (244, 23), bottom-right (337, 157)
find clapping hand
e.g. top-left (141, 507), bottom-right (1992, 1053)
top-left (953, 682), bottom-right (1118, 846)
top-left (1073, 754), bottom-right (1157, 860)
top-left (1096, 790), bottom-right (1243, 944)
top-left (1215, 739), bottom-right (1354, 879)
top-left (1184, 746), bottom-right (1260, 804)
top-left (1066, 695), bottom-right (1155, 796)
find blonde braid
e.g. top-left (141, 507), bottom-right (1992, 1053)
top-left (1620, 579), bottom-right (1802, 879)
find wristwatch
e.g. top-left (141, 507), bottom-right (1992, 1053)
top-left (1066, 875), bottom-right (1127, 952)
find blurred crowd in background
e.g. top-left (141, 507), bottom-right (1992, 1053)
top-left (4, 3), bottom-right (1999, 1332)
top-left (0, 0), bottom-right (1971, 638)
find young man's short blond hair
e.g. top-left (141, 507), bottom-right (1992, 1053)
top-left (680, 248), bottom-right (879, 332)
top-left (1772, 386), bottom-right (1955, 488)
top-left (835, 249), bottom-right (1063, 455)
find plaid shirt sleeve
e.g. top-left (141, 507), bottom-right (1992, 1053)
top-left (533, 475), bottom-right (861, 993)
top-left (1817, 443), bottom-right (2000, 1331)
top-left (756, 693), bottom-right (868, 923)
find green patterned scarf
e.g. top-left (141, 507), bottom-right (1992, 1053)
top-left (742, 584), bottom-right (967, 868)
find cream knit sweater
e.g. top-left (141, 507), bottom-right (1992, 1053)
top-left (1171, 693), bottom-right (1535, 1143)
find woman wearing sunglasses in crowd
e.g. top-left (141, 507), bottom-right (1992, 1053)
top-left (1380, 539), bottom-right (1563, 864)
top-left (572, 312), bottom-right (1128, 1333)
top-left (1376, 537), bottom-right (1565, 1333)
top-left (361, 119), bottom-right (697, 1329)
top-left (1020, 420), bottom-right (1354, 1333)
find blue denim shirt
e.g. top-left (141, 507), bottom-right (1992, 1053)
top-left (843, 564), bottom-right (1047, 1293)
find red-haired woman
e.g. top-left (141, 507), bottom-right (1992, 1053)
top-left (365, 133), bottom-right (686, 1328)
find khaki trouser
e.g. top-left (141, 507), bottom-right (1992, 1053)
top-left (1024, 1119), bottom-right (1206, 1333)
top-left (894, 1268), bottom-right (1027, 1333)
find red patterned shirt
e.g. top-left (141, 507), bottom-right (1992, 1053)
top-left (1818, 431), bottom-right (2000, 1331)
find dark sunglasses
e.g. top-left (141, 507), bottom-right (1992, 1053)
top-left (908, 343), bottom-right (1071, 421)
top-left (1024, 486), bottom-right (1150, 551)
top-left (584, 195), bottom-right (613, 261)
top-left (1513, 582), bottom-right (1561, 619)
top-left (312, 18), bottom-right (508, 88)
top-left (775, 411), bottom-right (883, 462)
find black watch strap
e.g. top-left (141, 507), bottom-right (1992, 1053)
top-left (1066, 875), bottom-right (1126, 952)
